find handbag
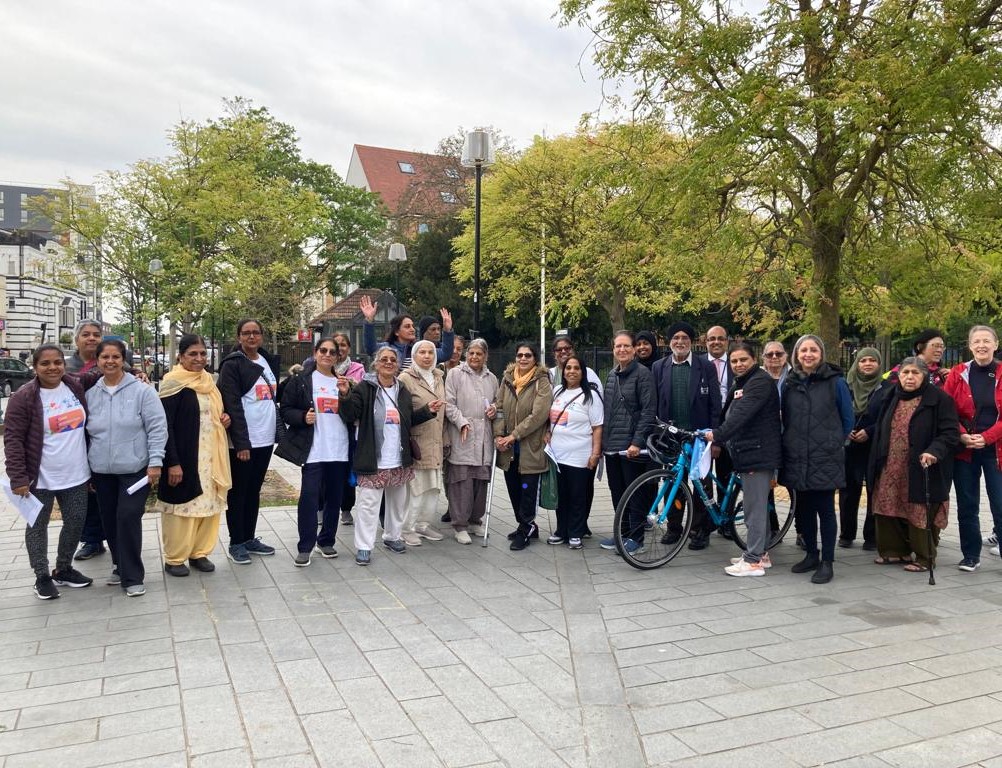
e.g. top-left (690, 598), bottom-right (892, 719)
top-left (265, 379), bottom-right (287, 446)
top-left (539, 455), bottom-right (559, 510)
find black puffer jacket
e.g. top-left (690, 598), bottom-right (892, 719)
top-left (275, 371), bottom-right (355, 467)
top-left (780, 363), bottom-right (849, 491)
top-left (712, 365), bottom-right (781, 472)
top-left (602, 360), bottom-right (656, 453)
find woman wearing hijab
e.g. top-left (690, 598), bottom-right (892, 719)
top-left (780, 334), bottom-right (854, 583)
top-left (634, 331), bottom-right (661, 370)
top-left (839, 347), bottom-right (885, 550)
top-left (870, 357), bottom-right (959, 571)
top-left (400, 339), bottom-right (449, 546)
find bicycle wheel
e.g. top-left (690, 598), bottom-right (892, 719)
top-left (729, 485), bottom-right (797, 551)
top-left (613, 468), bottom-right (694, 570)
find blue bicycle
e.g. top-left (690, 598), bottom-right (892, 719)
top-left (612, 421), bottom-right (796, 569)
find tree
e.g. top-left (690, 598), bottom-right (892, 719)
top-left (559, 0), bottom-right (1002, 348)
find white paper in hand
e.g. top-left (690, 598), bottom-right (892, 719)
top-left (692, 436), bottom-right (713, 480)
top-left (126, 475), bottom-right (150, 496)
top-left (2, 477), bottom-right (44, 526)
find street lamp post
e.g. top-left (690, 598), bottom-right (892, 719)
top-left (148, 259), bottom-right (163, 382)
top-left (388, 243), bottom-right (407, 315)
top-left (461, 130), bottom-right (494, 339)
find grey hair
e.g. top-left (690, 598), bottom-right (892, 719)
top-left (898, 356), bottom-right (930, 375)
top-left (73, 318), bottom-right (102, 338)
top-left (969, 324), bottom-right (999, 343)
top-left (467, 338), bottom-right (488, 355)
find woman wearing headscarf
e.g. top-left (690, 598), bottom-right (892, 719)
top-left (945, 325), bottom-right (1002, 571)
top-left (400, 339), bottom-right (449, 546)
top-left (870, 356), bottom-right (959, 571)
top-left (157, 334), bottom-right (233, 577)
top-left (838, 347), bottom-right (885, 550)
top-left (780, 334), bottom-right (854, 583)
top-left (634, 331), bottom-right (661, 371)
top-left (444, 338), bottom-right (498, 544)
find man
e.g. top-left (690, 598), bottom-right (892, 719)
top-left (548, 335), bottom-right (602, 391)
top-left (704, 326), bottom-right (734, 535)
top-left (419, 316), bottom-right (443, 343)
top-left (651, 321), bottom-right (722, 549)
top-left (66, 319), bottom-right (107, 561)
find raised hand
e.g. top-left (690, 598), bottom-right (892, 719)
top-left (439, 307), bottom-right (453, 332)
top-left (359, 295), bottom-right (378, 323)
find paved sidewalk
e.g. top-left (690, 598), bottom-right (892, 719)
top-left (1, 455), bottom-right (1002, 767)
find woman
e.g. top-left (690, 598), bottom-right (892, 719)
top-left (400, 340), bottom-right (449, 546)
top-left (839, 348), bottom-right (884, 550)
top-left (158, 335), bottom-right (233, 577)
top-left (887, 328), bottom-right (949, 388)
top-left (704, 342), bottom-right (782, 576)
top-left (217, 318), bottom-right (280, 564)
top-left (493, 342), bottom-right (553, 551)
top-left (338, 346), bottom-right (438, 565)
top-left (547, 355), bottom-right (603, 550)
top-left (871, 357), bottom-right (959, 571)
top-left (635, 331), bottom-right (661, 371)
top-left (331, 332), bottom-right (365, 526)
top-left (4, 345), bottom-right (94, 599)
top-left (85, 340), bottom-right (168, 596)
top-left (780, 334), bottom-right (853, 583)
top-left (359, 295), bottom-right (455, 368)
top-left (945, 325), bottom-right (1002, 571)
top-left (278, 337), bottom-right (353, 567)
top-left (444, 338), bottom-right (498, 544)
top-left (762, 341), bottom-right (790, 390)
top-left (599, 332), bottom-right (657, 555)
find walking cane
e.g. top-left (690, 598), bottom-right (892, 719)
top-left (481, 443), bottom-right (498, 548)
top-left (923, 464), bottom-right (936, 586)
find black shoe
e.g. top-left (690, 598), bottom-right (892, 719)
top-left (507, 526), bottom-right (539, 541)
top-left (51, 567), bottom-right (93, 588)
top-left (837, 538), bottom-right (853, 549)
top-left (811, 561), bottom-right (834, 584)
top-left (34, 575), bottom-right (59, 600)
top-left (791, 554), bottom-right (820, 573)
top-left (861, 540), bottom-right (877, 551)
top-left (510, 524), bottom-right (536, 551)
top-left (661, 531), bottom-right (682, 545)
top-left (440, 512), bottom-right (452, 523)
top-left (74, 542), bottom-right (106, 561)
top-left (717, 524), bottom-right (735, 541)
top-left (687, 533), bottom-right (709, 551)
top-left (189, 557), bottom-right (215, 572)
top-left (165, 563), bottom-right (190, 577)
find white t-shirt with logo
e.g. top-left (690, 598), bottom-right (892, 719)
top-left (242, 358), bottom-right (278, 448)
top-left (378, 384), bottom-right (403, 470)
top-left (548, 386), bottom-right (604, 468)
top-left (37, 382), bottom-right (91, 490)
top-left (306, 371), bottom-right (350, 464)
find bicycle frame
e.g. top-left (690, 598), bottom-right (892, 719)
top-left (651, 438), bottom-right (741, 528)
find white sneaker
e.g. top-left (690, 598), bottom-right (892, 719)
top-left (415, 524), bottom-right (444, 541)
top-left (402, 532), bottom-right (423, 547)
top-left (730, 552), bottom-right (772, 569)
top-left (991, 546), bottom-right (1000, 557)
top-left (725, 559), bottom-right (766, 577)
top-left (469, 523), bottom-right (485, 537)
top-left (984, 533), bottom-right (998, 546)
top-left (455, 530), bottom-right (472, 545)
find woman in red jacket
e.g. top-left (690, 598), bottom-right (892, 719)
top-left (944, 325), bottom-right (1002, 572)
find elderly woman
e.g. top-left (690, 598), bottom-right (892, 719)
top-left (400, 340), bottom-right (449, 546)
top-left (547, 354), bottom-right (604, 550)
top-left (217, 318), bottom-right (281, 564)
top-left (762, 341), bottom-right (791, 390)
top-left (839, 348), bottom-right (885, 550)
top-left (158, 335), bottom-right (233, 577)
top-left (780, 334), bottom-right (853, 583)
top-left (337, 346), bottom-right (438, 565)
top-left (945, 325), bottom-right (1002, 571)
top-left (4, 344), bottom-right (94, 599)
top-left (444, 338), bottom-right (499, 544)
top-left (870, 357), bottom-right (959, 571)
top-left (494, 342), bottom-right (553, 551)
top-left (85, 339), bottom-right (168, 596)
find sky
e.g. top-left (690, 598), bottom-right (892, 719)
top-left (1, 0), bottom-right (618, 187)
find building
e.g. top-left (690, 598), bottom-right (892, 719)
top-left (0, 183), bottom-right (55, 234)
top-left (306, 287), bottom-right (406, 357)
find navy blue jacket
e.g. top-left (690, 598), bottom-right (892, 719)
top-left (651, 354), bottom-right (722, 430)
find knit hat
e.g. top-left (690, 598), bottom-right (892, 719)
top-left (912, 328), bottom-right (944, 355)
top-left (665, 321), bottom-right (696, 341)
top-left (418, 315), bottom-right (440, 339)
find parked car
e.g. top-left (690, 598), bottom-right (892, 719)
top-left (0, 357), bottom-right (34, 396)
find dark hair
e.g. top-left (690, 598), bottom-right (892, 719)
top-left (613, 330), bottom-right (635, 345)
top-left (332, 332), bottom-right (351, 349)
top-left (559, 355), bottom-right (593, 404)
top-left (513, 341), bottom-right (540, 363)
top-left (385, 314), bottom-right (414, 344)
top-left (235, 318), bottom-right (263, 338)
top-left (32, 344), bottom-right (64, 366)
top-left (728, 340), bottom-right (757, 360)
top-left (178, 333), bottom-right (206, 356)
top-left (314, 336), bottom-right (337, 352)
top-left (96, 339), bottom-right (127, 358)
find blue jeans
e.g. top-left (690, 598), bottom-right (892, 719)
top-left (954, 448), bottom-right (1002, 561)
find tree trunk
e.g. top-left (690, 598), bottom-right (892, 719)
top-left (602, 292), bottom-right (627, 338)
top-left (811, 221), bottom-right (844, 356)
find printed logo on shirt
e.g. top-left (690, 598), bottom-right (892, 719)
top-left (549, 407), bottom-right (570, 426)
top-left (46, 407), bottom-right (85, 433)
top-left (255, 383), bottom-right (274, 401)
top-left (316, 396), bottom-right (339, 414)
top-left (385, 407), bottom-right (400, 425)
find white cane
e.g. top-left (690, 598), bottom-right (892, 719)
top-left (481, 443), bottom-right (498, 548)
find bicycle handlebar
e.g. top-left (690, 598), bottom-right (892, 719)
top-left (646, 420), bottom-right (705, 462)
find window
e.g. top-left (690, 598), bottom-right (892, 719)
top-left (397, 162), bottom-right (415, 174)
top-left (7, 298), bottom-right (14, 309)
top-left (0, 191), bottom-right (5, 202)
top-left (7, 258), bottom-right (15, 275)
top-left (444, 168), bottom-right (460, 179)
top-left (440, 191), bottom-right (458, 204)
top-left (59, 305), bottom-right (74, 327)
top-left (417, 223), bottom-right (429, 234)
top-left (20, 209), bottom-right (29, 224)
top-left (0, 208), bottom-right (4, 219)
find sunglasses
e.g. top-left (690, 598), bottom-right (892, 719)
top-left (515, 352), bottom-right (534, 359)
top-left (317, 347), bottom-right (336, 355)
top-left (764, 351), bottom-right (786, 358)
top-left (554, 346), bottom-right (572, 353)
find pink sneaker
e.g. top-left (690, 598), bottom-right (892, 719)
top-left (725, 559), bottom-right (766, 577)
top-left (730, 552), bottom-right (771, 569)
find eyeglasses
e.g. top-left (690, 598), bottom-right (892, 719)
top-left (706, 336), bottom-right (728, 342)
top-left (554, 346), bottom-right (572, 353)
top-left (764, 351), bottom-right (786, 358)
top-left (240, 330), bottom-right (262, 337)
top-left (515, 352), bottom-right (534, 359)
top-left (317, 348), bottom-right (336, 355)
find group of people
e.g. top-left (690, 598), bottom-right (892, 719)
top-left (4, 306), bottom-right (1001, 599)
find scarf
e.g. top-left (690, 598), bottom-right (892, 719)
top-left (335, 357), bottom-right (352, 376)
top-left (512, 365), bottom-right (537, 394)
top-left (159, 365), bottom-right (232, 501)
top-left (846, 347), bottom-right (883, 415)
top-left (412, 340), bottom-right (437, 389)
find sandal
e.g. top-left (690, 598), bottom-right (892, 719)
top-left (874, 556), bottom-right (912, 565)
top-left (903, 563), bottom-right (929, 572)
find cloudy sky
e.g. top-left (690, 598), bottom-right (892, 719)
top-left (2, 0), bottom-right (617, 186)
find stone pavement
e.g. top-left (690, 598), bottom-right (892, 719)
top-left (1, 453), bottom-right (1002, 767)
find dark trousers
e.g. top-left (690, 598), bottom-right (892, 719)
top-left (28, 483), bottom-right (88, 578)
top-left (227, 446), bottom-right (273, 546)
top-left (954, 447), bottom-right (1002, 561)
top-left (79, 488), bottom-right (105, 545)
top-left (795, 489), bottom-right (838, 562)
top-left (341, 479), bottom-right (356, 513)
top-left (502, 452), bottom-right (540, 530)
top-left (605, 453), bottom-right (649, 543)
top-left (555, 464), bottom-right (595, 539)
top-left (297, 461), bottom-right (348, 553)
top-left (92, 470), bottom-right (149, 588)
top-left (839, 441), bottom-right (874, 544)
